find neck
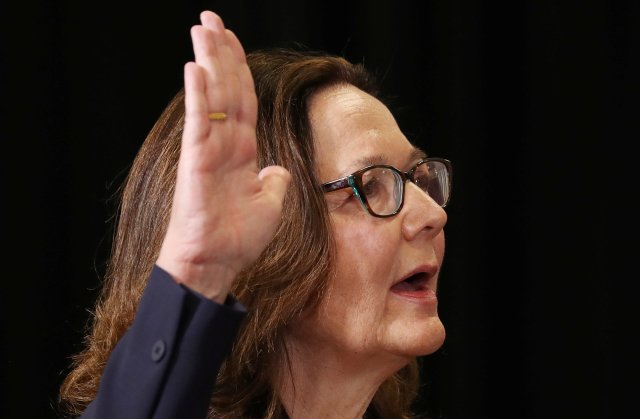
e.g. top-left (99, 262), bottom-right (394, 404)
top-left (278, 338), bottom-right (409, 419)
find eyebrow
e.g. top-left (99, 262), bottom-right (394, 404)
top-left (408, 147), bottom-right (428, 164)
top-left (340, 147), bottom-right (429, 177)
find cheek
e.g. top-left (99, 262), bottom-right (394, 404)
top-left (312, 220), bottom-right (396, 348)
top-left (330, 217), bottom-right (398, 294)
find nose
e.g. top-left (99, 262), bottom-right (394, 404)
top-left (401, 181), bottom-right (447, 241)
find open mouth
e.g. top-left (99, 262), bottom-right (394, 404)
top-left (390, 272), bottom-right (429, 293)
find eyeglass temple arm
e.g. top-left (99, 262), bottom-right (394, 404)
top-left (322, 177), bottom-right (351, 192)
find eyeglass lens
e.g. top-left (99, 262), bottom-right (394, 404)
top-left (360, 160), bottom-right (450, 216)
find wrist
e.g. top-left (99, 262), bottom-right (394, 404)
top-left (155, 257), bottom-right (237, 304)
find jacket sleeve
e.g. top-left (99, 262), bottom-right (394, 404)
top-left (80, 265), bottom-right (247, 419)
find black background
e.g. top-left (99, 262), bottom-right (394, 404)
top-left (1, 1), bottom-right (638, 418)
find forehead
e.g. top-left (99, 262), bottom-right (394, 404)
top-left (309, 84), bottom-right (417, 180)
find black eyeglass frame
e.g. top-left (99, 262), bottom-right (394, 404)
top-left (321, 157), bottom-right (452, 218)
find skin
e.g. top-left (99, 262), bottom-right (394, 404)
top-left (281, 85), bottom-right (447, 418)
top-left (156, 12), bottom-right (290, 303)
top-left (157, 10), bottom-right (446, 419)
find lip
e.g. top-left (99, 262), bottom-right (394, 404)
top-left (390, 264), bottom-right (438, 302)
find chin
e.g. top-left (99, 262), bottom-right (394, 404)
top-left (399, 317), bottom-right (446, 357)
top-left (420, 321), bottom-right (446, 355)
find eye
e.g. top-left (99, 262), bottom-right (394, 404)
top-left (413, 164), bottom-right (432, 192)
top-left (414, 172), bottom-right (430, 190)
top-left (362, 176), bottom-right (382, 197)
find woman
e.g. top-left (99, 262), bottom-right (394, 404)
top-left (60, 10), bottom-right (452, 419)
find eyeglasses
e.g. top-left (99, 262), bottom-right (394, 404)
top-left (321, 157), bottom-right (452, 218)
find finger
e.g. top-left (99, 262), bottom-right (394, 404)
top-left (199, 12), bottom-right (240, 118)
top-left (182, 61), bottom-right (209, 146)
top-left (201, 13), bottom-right (248, 122)
top-left (191, 21), bottom-right (220, 75)
top-left (199, 10), bottom-right (223, 31)
top-left (217, 33), bottom-right (242, 119)
top-left (201, 18), bottom-right (239, 120)
top-left (191, 25), bottom-right (227, 113)
top-left (226, 29), bottom-right (257, 123)
top-left (259, 166), bottom-right (292, 202)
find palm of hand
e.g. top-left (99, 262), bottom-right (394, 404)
top-left (157, 12), bottom-right (290, 301)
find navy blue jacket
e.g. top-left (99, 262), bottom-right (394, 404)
top-left (81, 265), bottom-right (247, 419)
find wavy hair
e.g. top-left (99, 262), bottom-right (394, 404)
top-left (59, 47), bottom-right (420, 419)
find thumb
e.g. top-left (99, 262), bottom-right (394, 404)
top-left (258, 165), bottom-right (291, 202)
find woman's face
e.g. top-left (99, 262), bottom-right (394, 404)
top-left (291, 84), bottom-right (447, 369)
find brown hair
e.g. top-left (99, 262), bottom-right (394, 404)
top-left (59, 47), bottom-right (420, 419)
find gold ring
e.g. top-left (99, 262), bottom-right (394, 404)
top-left (208, 112), bottom-right (227, 121)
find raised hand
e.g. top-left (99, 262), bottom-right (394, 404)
top-left (157, 11), bottom-right (290, 303)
